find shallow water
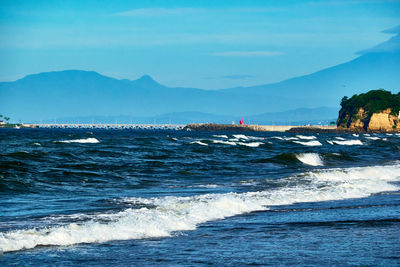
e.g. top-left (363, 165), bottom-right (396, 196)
top-left (1, 129), bottom-right (400, 266)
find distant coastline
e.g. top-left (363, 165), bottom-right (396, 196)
top-left (6, 121), bottom-right (399, 133)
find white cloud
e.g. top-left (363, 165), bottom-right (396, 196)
top-left (212, 51), bottom-right (284, 57)
top-left (115, 8), bottom-right (204, 17)
top-left (114, 7), bottom-right (283, 17)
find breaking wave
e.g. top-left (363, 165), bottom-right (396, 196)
top-left (213, 140), bottom-right (237, 146)
top-left (237, 142), bottom-right (263, 148)
top-left (2, 163), bottom-right (399, 253)
top-left (327, 139), bottom-right (363, 146)
top-left (190, 141), bottom-right (208, 146)
top-left (296, 153), bottom-right (324, 166)
top-left (296, 135), bottom-right (317, 140)
top-left (293, 140), bottom-right (322, 146)
top-left (59, 138), bottom-right (100, 144)
top-left (233, 134), bottom-right (249, 140)
top-left (212, 135), bottom-right (228, 138)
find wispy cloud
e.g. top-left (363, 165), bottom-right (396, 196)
top-left (308, 0), bottom-right (400, 6)
top-left (115, 8), bottom-right (204, 17)
top-left (223, 74), bottom-right (255, 80)
top-left (114, 7), bottom-right (283, 17)
top-left (212, 51), bottom-right (284, 57)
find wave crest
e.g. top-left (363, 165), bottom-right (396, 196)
top-left (1, 163), bottom-right (399, 253)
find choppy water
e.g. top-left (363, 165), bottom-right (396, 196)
top-left (1, 129), bottom-right (400, 266)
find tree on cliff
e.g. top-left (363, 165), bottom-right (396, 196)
top-left (337, 89), bottom-right (400, 129)
top-left (340, 89), bottom-right (400, 117)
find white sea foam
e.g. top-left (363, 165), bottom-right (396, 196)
top-left (272, 136), bottom-right (298, 141)
top-left (296, 153), bottom-right (324, 166)
top-left (335, 137), bottom-right (346, 140)
top-left (59, 138), bottom-right (100, 144)
top-left (33, 143), bottom-right (41, 146)
top-left (237, 142), bottom-right (263, 147)
top-left (1, 163), bottom-right (399, 252)
top-left (352, 134), bottom-right (359, 137)
top-left (229, 138), bottom-right (239, 142)
top-left (233, 134), bottom-right (248, 140)
top-left (212, 135), bottom-right (228, 138)
top-left (296, 135), bottom-right (317, 140)
top-left (191, 141), bottom-right (208, 146)
top-left (327, 139), bottom-right (363, 146)
top-left (365, 136), bottom-right (380, 140)
top-left (246, 136), bottom-right (265, 141)
top-left (293, 140), bottom-right (322, 146)
top-left (171, 137), bottom-right (178, 141)
top-left (187, 184), bottom-right (219, 189)
top-left (212, 140), bottom-right (237, 146)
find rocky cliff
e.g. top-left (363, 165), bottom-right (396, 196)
top-left (337, 90), bottom-right (400, 132)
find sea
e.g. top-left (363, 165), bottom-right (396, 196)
top-left (1, 128), bottom-right (400, 266)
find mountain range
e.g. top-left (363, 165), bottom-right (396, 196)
top-left (1, 27), bottom-right (399, 124)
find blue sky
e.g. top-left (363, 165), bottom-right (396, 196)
top-left (0, 0), bottom-right (399, 89)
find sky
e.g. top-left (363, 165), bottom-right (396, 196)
top-left (0, 0), bottom-right (399, 89)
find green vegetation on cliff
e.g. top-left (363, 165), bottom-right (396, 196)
top-left (337, 89), bottom-right (400, 130)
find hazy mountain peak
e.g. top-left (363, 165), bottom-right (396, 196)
top-left (382, 25), bottom-right (400, 34)
top-left (18, 70), bottom-right (107, 83)
top-left (138, 74), bottom-right (155, 81)
top-left (132, 74), bottom-right (162, 87)
top-left (357, 25), bottom-right (400, 55)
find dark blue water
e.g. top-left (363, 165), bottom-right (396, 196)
top-left (1, 129), bottom-right (400, 266)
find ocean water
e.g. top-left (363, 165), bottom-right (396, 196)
top-left (1, 129), bottom-right (400, 266)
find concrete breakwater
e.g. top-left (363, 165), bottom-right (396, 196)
top-left (184, 123), bottom-right (337, 132)
top-left (23, 123), bottom-right (186, 130)
top-left (17, 123), bottom-right (338, 132)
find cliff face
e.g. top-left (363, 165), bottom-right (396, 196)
top-left (337, 89), bottom-right (400, 132)
top-left (337, 108), bottom-right (399, 132)
top-left (368, 108), bottom-right (399, 131)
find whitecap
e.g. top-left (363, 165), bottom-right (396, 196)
top-left (187, 184), bottom-right (218, 189)
top-left (293, 140), bottom-right (322, 146)
top-left (232, 134), bottom-right (248, 140)
top-left (296, 153), bottom-right (324, 166)
top-left (190, 141), bottom-right (208, 146)
top-left (237, 142), bottom-right (263, 147)
top-left (327, 139), bottom-right (363, 146)
top-left (246, 136), bottom-right (265, 140)
top-left (212, 140), bottom-right (237, 146)
top-left (59, 138), bottom-right (100, 144)
top-left (335, 137), bottom-right (345, 140)
top-left (365, 136), bottom-right (380, 140)
top-left (296, 135), bottom-right (317, 140)
top-left (212, 135), bottom-right (228, 138)
top-left (272, 136), bottom-right (298, 141)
